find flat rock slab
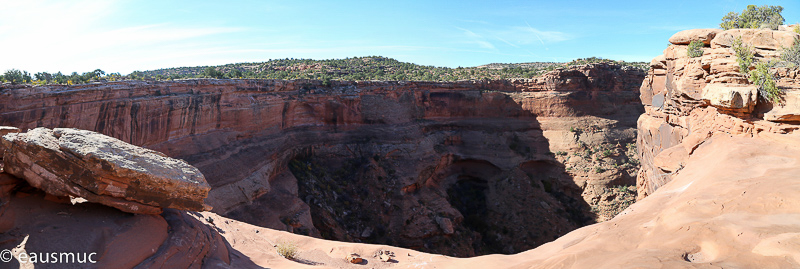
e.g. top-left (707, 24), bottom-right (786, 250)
top-left (1, 127), bottom-right (211, 214)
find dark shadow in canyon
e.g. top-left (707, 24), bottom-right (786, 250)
top-left (275, 91), bottom-right (596, 257)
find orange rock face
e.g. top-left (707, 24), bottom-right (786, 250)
top-left (637, 28), bottom-right (800, 199)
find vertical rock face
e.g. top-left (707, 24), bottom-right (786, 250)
top-left (1, 127), bottom-right (211, 214)
top-left (637, 28), bottom-right (800, 199)
top-left (0, 63), bottom-right (645, 256)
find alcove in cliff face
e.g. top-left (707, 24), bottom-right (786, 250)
top-left (447, 176), bottom-right (491, 252)
top-left (282, 109), bottom-right (625, 257)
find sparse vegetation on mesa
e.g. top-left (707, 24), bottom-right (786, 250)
top-left (720, 5), bottom-right (784, 30)
top-left (1, 68), bottom-right (119, 85)
top-left (2, 56), bottom-right (648, 86)
top-left (134, 56), bottom-right (647, 82)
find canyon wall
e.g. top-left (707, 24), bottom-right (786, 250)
top-left (0, 63), bottom-right (644, 256)
top-left (433, 28), bottom-right (800, 268)
top-left (4, 29), bottom-right (800, 268)
top-left (637, 28), bottom-right (800, 199)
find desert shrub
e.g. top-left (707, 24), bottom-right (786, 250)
top-left (687, 40), bottom-right (704, 58)
top-left (276, 241), bottom-right (298, 259)
top-left (749, 62), bottom-right (782, 103)
top-left (781, 37), bottom-right (800, 66)
top-left (3, 69), bottom-right (32, 85)
top-left (732, 37), bottom-right (754, 73)
top-left (732, 36), bottom-right (783, 103)
top-left (720, 5), bottom-right (784, 30)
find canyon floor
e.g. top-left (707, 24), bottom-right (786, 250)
top-left (207, 133), bottom-right (800, 268)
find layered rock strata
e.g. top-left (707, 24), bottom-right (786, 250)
top-left (637, 28), bottom-right (800, 198)
top-left (0, 63), bottom-right (645, 256)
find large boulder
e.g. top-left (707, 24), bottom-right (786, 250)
top-left (669, 29), bottom-right (722, 45)
top-left (701, 83), bottom-right (758, 112)
top-left (0, 127), bottom-right (211, 214)
top-left (763, 90), bottom-right (800, 122)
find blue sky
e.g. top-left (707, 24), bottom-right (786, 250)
top-left (1, 0), bottom-right (799, 74)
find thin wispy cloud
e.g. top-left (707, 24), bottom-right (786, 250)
top-left (454, 22), bottom-right (572, 52)
top-left (494, 36), bottom-right (520, 48)
top-left (518, 21), bottom-right (572, 44)
top-left (456, 27), bottom-right (497, 50)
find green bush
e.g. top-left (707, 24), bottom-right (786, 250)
top-left (749, 62), bottom-right (782, 103)
top-left (687, 40), bottom-right (704, 58)
top-left (203, 67), bottom-right (225, 79)
top-left (3, 69), bottom-right (32, 85)
top-left (732, 37), bottom-right (754, 73)
top-left (732, 36), bottom-right (783, 104)
top-left (720, 5), bottom-right (784, 30)
top-left (781, 37), bottom-right (800, 66)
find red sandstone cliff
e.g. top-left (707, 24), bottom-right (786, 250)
top-left (0, 63), bottom-right (645, 256)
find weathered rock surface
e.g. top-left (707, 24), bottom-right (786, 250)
top-left (0, 175), bottom-right (252, 268)
top-left (0, 126), bottom-right (21, 172)
top-left (669, 28), bottom-right (722, 45)
top-left (637, 28), bottom-right (800, 199)
top-left (0, 63), bottom-right (645, 256)
top-left (701, 83), bottom-right (757, 112)
top-left (1, 127), bottom-right (211, 214)
top-left (710, 29), bottom-right (799, 50)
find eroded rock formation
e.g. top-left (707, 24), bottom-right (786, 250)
top-left (637, 28), bottom-right (800, 198)
top-left (0, 63), bottom-right (645, 256)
